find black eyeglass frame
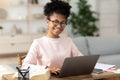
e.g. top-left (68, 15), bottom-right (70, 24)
top-left (47, 18), bottom-right (67, 27)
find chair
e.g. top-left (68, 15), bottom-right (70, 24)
top-left (17, 53), bottom-right (26, 68)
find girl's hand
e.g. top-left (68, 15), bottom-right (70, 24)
top-left (47, 66), bottom-right (61, 75)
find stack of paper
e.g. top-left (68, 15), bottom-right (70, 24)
top-left (0, 65), bottom-right (16, 80)
top-left (95, 63), bottom-right (116, 71)
top-left (30, 66), bottom-right (50, 80)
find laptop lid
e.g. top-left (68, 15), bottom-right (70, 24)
top-left (58, 55), bottom-right (100, 78)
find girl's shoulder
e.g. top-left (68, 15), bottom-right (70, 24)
top-left (33, 36), bottom-right (47, 43)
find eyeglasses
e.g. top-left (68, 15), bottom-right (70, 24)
top-left (48, 18), bottom-right (67, 27)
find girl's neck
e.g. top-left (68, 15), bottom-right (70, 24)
top-left (47, 33), bottom-right (60, 38)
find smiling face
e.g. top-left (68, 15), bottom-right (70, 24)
top-left (46, 13), bottom-right (67, 38)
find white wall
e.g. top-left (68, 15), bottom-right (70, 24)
top-left (96, 0), bottom-right (119, 36)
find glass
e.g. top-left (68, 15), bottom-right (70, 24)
top-left (48, 18), bottom-right (67, 27)
top-left (18, 69), bottom-right (29, 80)
top-left (16, 67), bottom-right (30, 80)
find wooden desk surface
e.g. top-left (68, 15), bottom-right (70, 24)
top-left (2, 72), bottom-right (120, 80)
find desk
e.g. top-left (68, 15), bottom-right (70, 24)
top-left (2, 72), bottom-right (120, 80)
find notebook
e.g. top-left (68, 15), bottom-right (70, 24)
top-left (55, 55), bottom-right (100, 78)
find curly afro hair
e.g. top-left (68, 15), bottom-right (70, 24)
top-left (44, 0), bottom-right (71, 19)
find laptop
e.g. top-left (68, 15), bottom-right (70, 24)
top-left (54, 55), bottom-right (100, 78)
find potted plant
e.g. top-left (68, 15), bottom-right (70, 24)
top-left (68, 0), bottom-right (99, 36)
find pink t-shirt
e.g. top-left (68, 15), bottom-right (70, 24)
top-left (23, 36), bottom-right (83, 68)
